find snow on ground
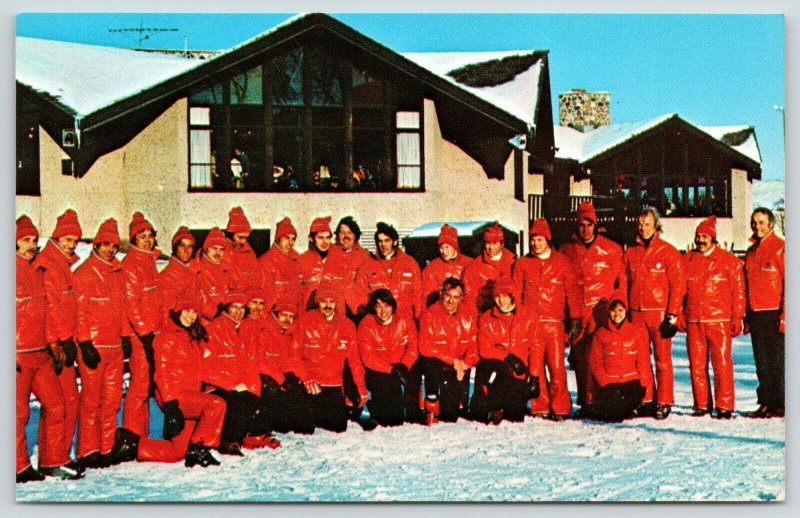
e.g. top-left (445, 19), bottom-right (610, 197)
top-left (16, 333), bottom-right (784, 503)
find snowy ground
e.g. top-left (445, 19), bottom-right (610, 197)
top-left (16, 333), bottom-right (784, 503)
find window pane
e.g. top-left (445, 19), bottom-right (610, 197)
top-left (397, 132), bottom-right (420, 165)
top-left (190, 164), bottom-right (213, 188)
top-left (230, 66), bottom-right (263, 105)
top-left (353, 69), bottom-right (385, 106)
top-left (190, 107), bottom-right (210, 126)
top-left (190, 84), bottom-right (224, 105)
top-left (398, 166), bottom-right (421, 188)
top-left (307, 45), bottom-right (343, 107)
top-left (271, 47), bottom-right (303, 106)
top-left (396, 111), bottom-right (420, 129)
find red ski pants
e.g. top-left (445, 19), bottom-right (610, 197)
top-left (530, 321), bottom-right (572, 416)
top-left (123, 333), bottom-right (152, 437)
top-left (686, 322), bottom-right (734, 412)
top-left (77, 346), bottom-right (123, 457)
top-left (630, 309), bottom-right (674, 405)
top-left (38, 366), bottom-right (79, 463)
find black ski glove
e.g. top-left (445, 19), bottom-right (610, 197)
top-left (162, 400), bottom-right (185, 441)
top-left (47, 345), bottom-right (64, 375)
top-left (78, 341), bottom-right (100, 370)
top-left (60, 338), bottom-right (78, 367)
top-left (658, 314), bottom-right (678, 339)
top-left (528, 375), bottom-right (541, 399)
top-left (504, 353), bottom-right (527, 377)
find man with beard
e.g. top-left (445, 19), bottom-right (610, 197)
top-left (421, 224), bottom-right (472, 308)
top-left (331, 216), bottom-right (370, 317)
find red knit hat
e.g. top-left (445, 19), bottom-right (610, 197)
top-left (246, 285), bottom-right (268, 303)
top-left (16, 215), bottom-right (39, 241)
top-left (315, 281), bottom-right (338, 302)
top-left (696, 216), bottom-right (717, 239)
top-left (530, 218), bottom-right (552, 241)
top-left (483, 222), bottom-right (504, 243)
top-left (492, 278), bottom-right (517, 300)
top-left (202, 227), bottom-right (227, 251)
top-left (171, 226), bottom-right (195, 247)
top-left (52, 209), bottom-right (82, 239)
top-left (274, 217), bottom-right (297, 241)
top-left (173, 288), bottom-right (200, 312)
top-left (577, 202), bottom-right (597, 224)
top-left (272, 295), bottom-right (297, 315)
top-left (438, 224), bottom-right (460, 251)
top-left (226, 207), bottom-right (252, 234)
top-left (129, 211), bottom-right (154, 240)
top-left (93, 218), bottom-right (121, 246)
top-left (310, 216), bottom-right (332, 235)
top-left (225, 291), bottom-right (248, 305)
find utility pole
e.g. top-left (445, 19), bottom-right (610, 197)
top-left (108, 20), bottom-right (179, 50)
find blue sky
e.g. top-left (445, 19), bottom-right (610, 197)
top-left (16, 12), bottom-right (785, 181)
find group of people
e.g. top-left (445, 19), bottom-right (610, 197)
top-left (16, 201), bottom-right (785, 483)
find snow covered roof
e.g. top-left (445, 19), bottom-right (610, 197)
top-left (555, 114), bottom-right (761, 165)
top-left (406, 221), bottom-right (513, 239)
top-left (403, 51), bottom-right (544, 126)
top-left (16, 36), bottom-right (205, 116)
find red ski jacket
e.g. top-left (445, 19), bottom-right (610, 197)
top-left (34, 240), bottom-right (80, 344)
top-left (418, 302), bottom-right (479, 367)
top-left (154, 320), bottom-right (207, 403)
top-left (259, 244), bottom-right (302, 313)
top-left (683, 246), bottom-right (745, 323)
top-left (256, 313), bottom-right (303, 385)
top-left (421, 254), bottom-right (472, 308)
top-left (297, 249), bottom-right (350, 313)
top-left (225, 242), bottom-right (260, 292)
top-left (160, 257), bottom-right (199, 322)
top-left (513, 250), bottom-right (583, 322)
top-left (122, 245), bottom-right (163, 336)
top-left (588, 320), bottom-right (653, 388)
top-left (357, 313), bottom-right (419, 373)
top-left (16, 254), bottom-right (48, 352)
top-left (560, 234), bottom-right (626, 314)
top-left (196, 254), bottom-right (232, 321)
top-left (624, 234), bottom-right (685, 314)
top-left (202, 314), bottom-right (261, 395)
top-left (744, 231), bottom-right (785, 319)
top-left (73, 252), bottom-right (126, 347)
top-left (291, 311), bottom-right (367, 394)
top-left (354, 250), bottom-right (422, 319)
top-left (477, 306), bottom-right (537, 370)
top-left (462, 248), bottom-right (516, 313)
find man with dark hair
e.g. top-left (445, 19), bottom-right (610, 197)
top-left (297, 216), bottom-right (344, 312)
top-left (680, 216), bottom-right (744, 419)
top-left (417, 278), bottom-right (478, 424)
top-left (197, 227), bottom-right (232, 323)
top-left (354, 222), bottom-right (422, 320)
top-left (421, 224), bottom-right (472, 308)
top-left (357, 289), bottom-right (418, 426)
top-left (744, 207), bottom-right (785, 418)
top-left (623, 207), bottom-right (686, 420)
top-left (559, 202), bottom-right (626, 408)
top-left (121, 211), bottom-right (163, 440)
top-left (260, 217), bottom-right (302, 314)
top-left (332, 216), bottom-right (370, 316)
top-left (514, 218), bottom-right (582, 421)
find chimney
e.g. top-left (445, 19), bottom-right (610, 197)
top-left (559, 89), bottom-right (611, 131)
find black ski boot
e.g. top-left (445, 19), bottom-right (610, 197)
top-left (110, 427), bottom-right (140, 465)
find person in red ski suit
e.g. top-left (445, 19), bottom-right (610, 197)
top-left (583, 292), bottom-right (650, 422)
top-left (471, 279), bottom-right (540, 424)
top-left (417, 278), bottom-right (479, 424)
top-left (203, 292), bottom-right (271, 455)
top-left (744, 208), bottom-right (785, 418)
top-left (513, 218), bottom-right (582, 421)
top-left (32, 209), bottom-right (84, 474)
top-left (297, 216), bottom-right (348, 313)
top-left (110, 289), bottom-right (225, 468)
top-left (256, 295), bottom-right (311, 434)
top-left (291, 282), bottom-right (369, 433)
top-left (224, 206), bottom-right (260, 292)
top-left (331, 216), bottom-right (371, 317)
top-left (73, 218), bottom-right (128, 470)
top-left (160, 226), bottom-right (199, 325)
top-left (623, 208), bottom-right (686, 420)
top-left (462, 222), bottom-right (516, 313)
top-left (196, 227), bottom-right (233, 323)
top-left (559, 202), bottom-right (626, 407)
top-left (680, 216), bottom-right (744, 419)
top-left (259, 217), bottom-right (302, 314)
top-left (121, 211), bottom-right (163, 438)
top-left (16, 215), bottom-right (82, 482)
top-left (421, 223), bottom-right (472, 308)
top-left (353, 222), bottom-right (422, 321)
top-left (357, 289), bottom-right (419, 426)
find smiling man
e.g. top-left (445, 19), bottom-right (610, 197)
top-left (680, 216), bottom-right (745, 419)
